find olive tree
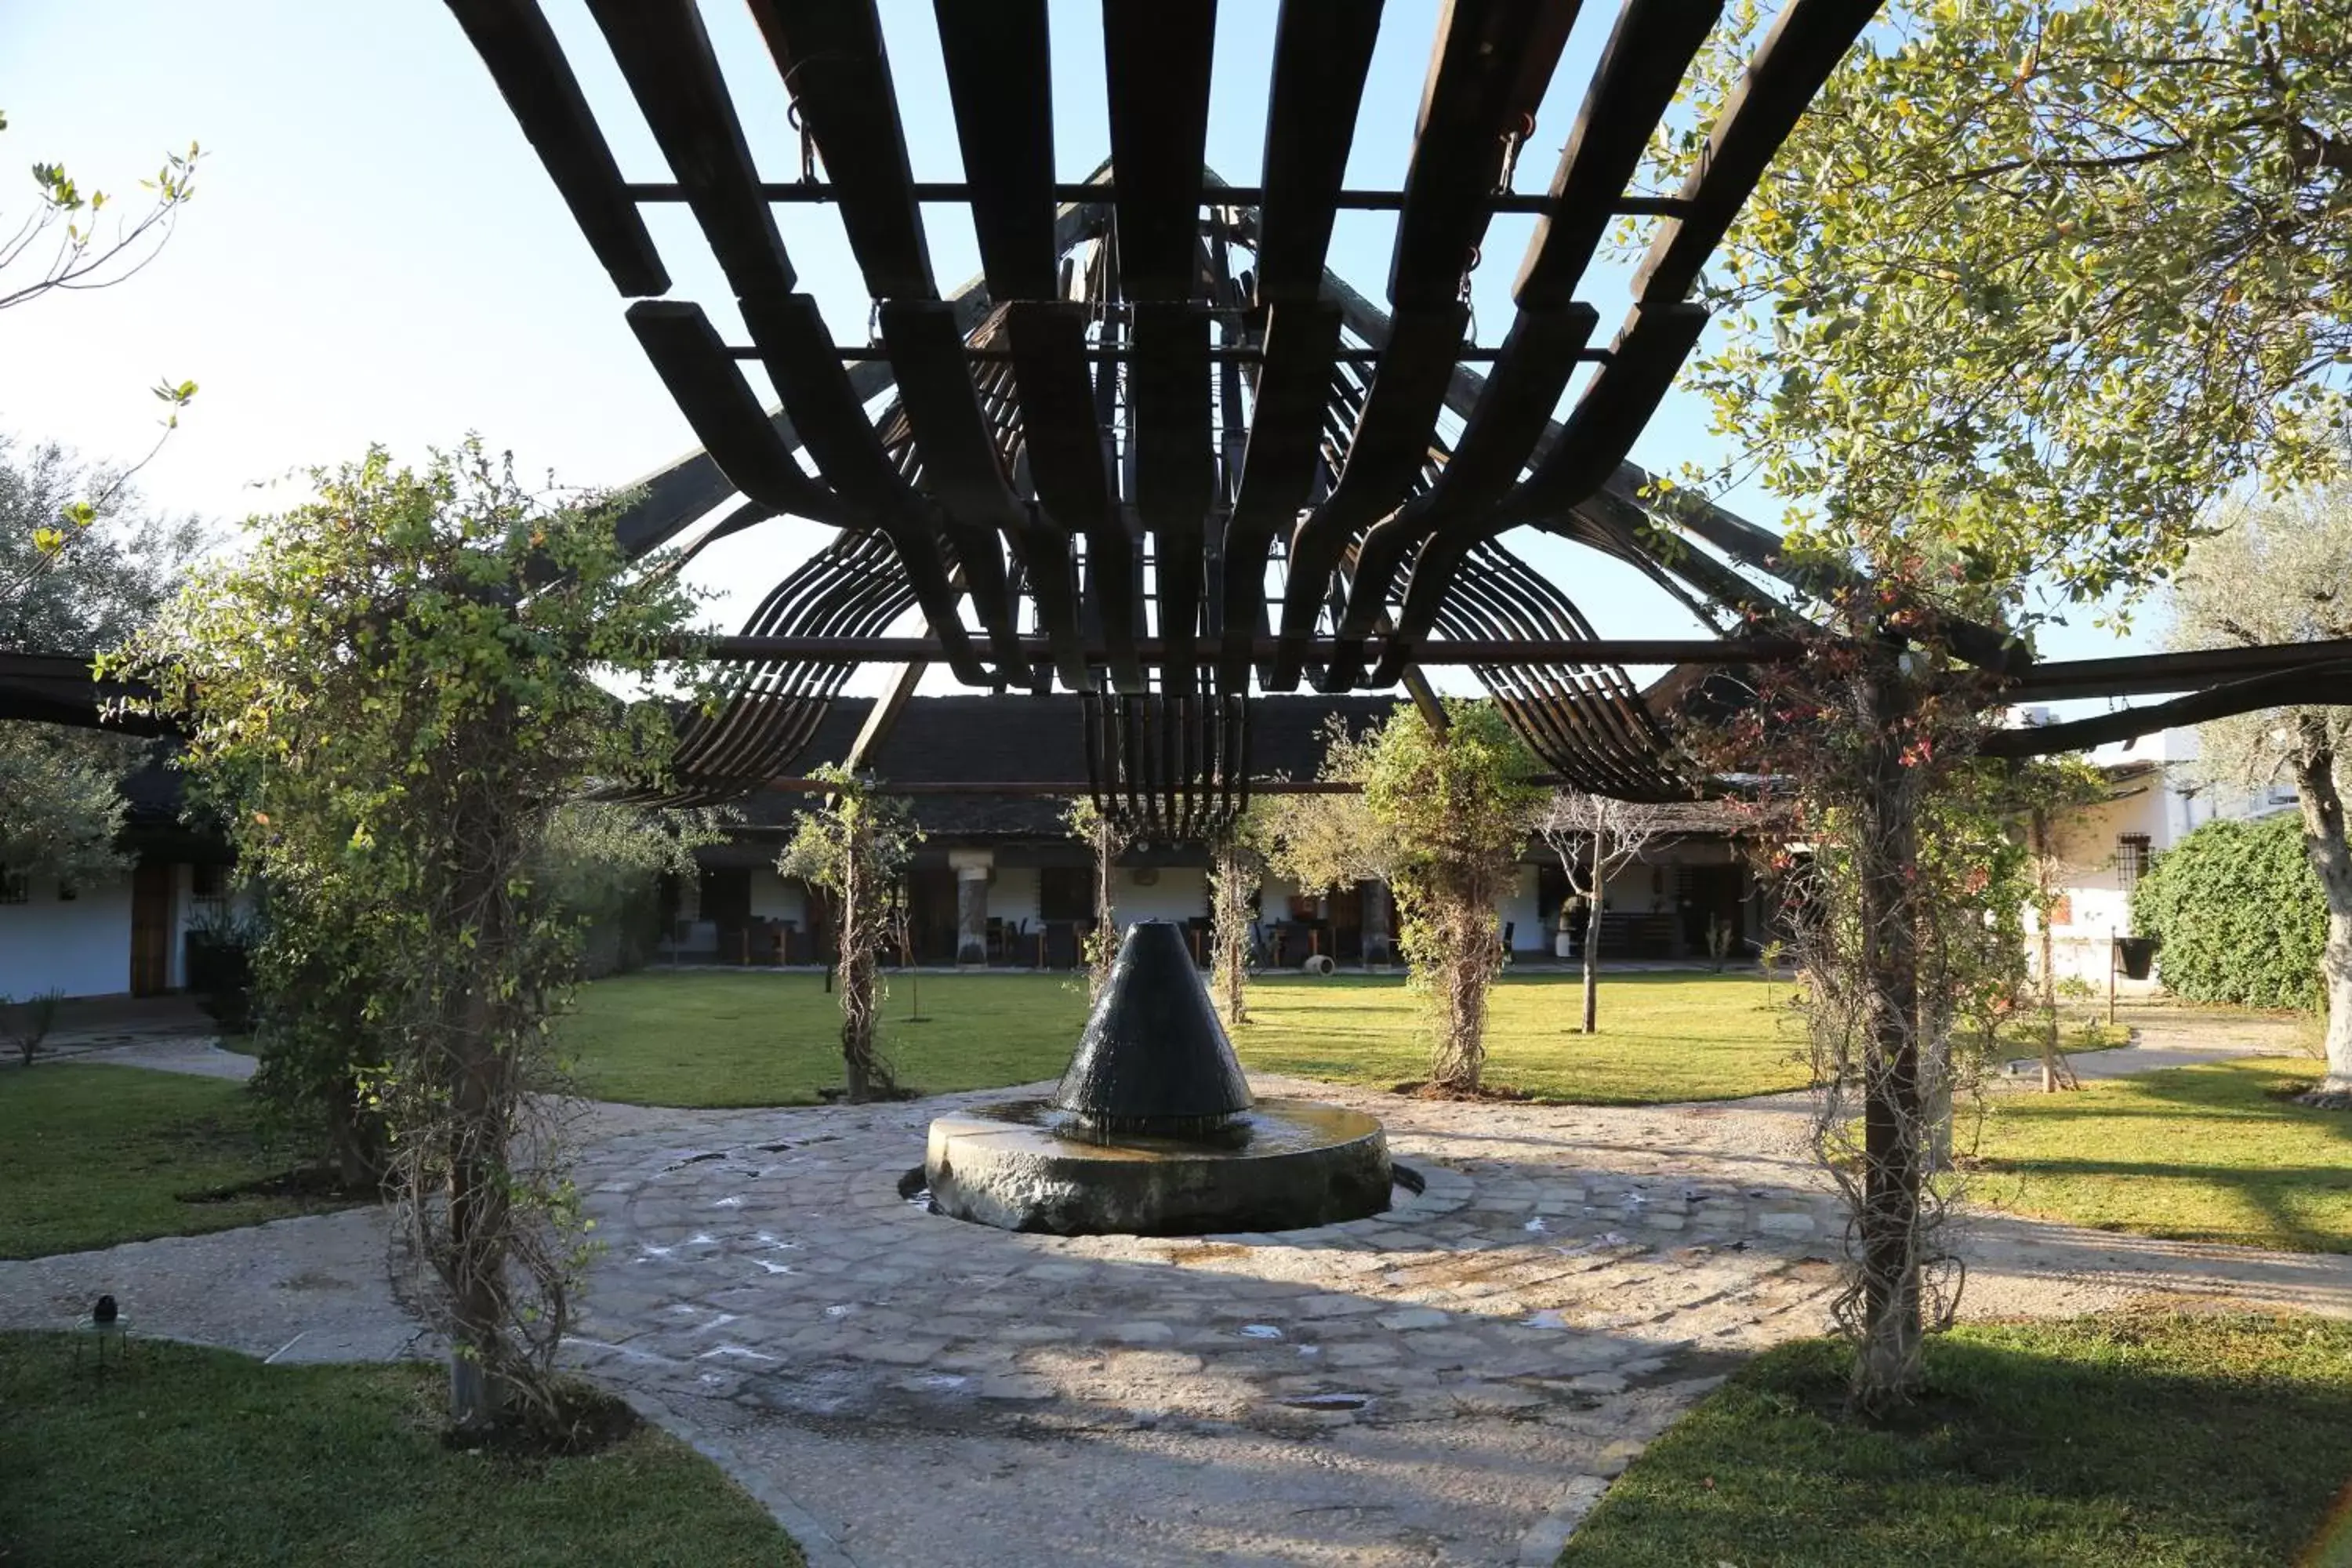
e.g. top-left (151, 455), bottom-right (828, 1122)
top-left (2169, 485), bottom-right (2352, 1099)
top-left (1662, 0), bottom-right (2352, 1408)
top-left (111, 441), bottom-right (702, 1431)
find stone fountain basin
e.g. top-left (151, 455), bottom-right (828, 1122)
top-left (924, 1097), bottom-right (1392, 1236)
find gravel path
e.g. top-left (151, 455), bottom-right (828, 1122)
top-left (10, 1018), bottom-right (2347, 1566)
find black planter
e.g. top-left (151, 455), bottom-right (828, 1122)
top-left (2114, 935), bottom-right (2159, 981)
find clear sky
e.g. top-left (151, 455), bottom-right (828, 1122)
top-left (0, 0), bottom-right (2150, 682)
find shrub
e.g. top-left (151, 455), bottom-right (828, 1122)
top-left (2132, 815), bottom-right (2325, 1011)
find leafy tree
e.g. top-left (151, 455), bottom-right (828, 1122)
top-left (1657, 0), bottom-right (2352, 1407)
top-left (538, 800), bottom-right (734, 978)
top-left (2133, 814), bottom-right (2328, 1012)
top-left (1267, 703), bottom-right (1542, 1092)
top-left (109, 441), bottom-right (702, 1432)
top-left (0, 436), bottom-right (205, 887)
top-left (2166, 485), bottom-right (2352, 1096)
top-left (779, 768), bottom-right (919, 1102)
top-left (1670, 0), bottom-right (2350, 612)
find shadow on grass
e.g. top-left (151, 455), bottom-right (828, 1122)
top-left (1561, 1314), bottom-right (2352, 1567)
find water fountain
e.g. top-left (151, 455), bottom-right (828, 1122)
top-left (922, 921), bottom-right (1395, 1235)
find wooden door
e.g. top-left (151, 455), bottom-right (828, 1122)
top-left (129, 860), bottom-right (175, 996)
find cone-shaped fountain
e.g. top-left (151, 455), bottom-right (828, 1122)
top-left (923, 922), bottom-right (1393, 1235)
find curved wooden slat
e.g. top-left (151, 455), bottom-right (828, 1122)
top-left (746, 0), bottom-right (935, 300)
top-left (1273, 304), bottom-right (1466, 690)
top-left (1218, 301), bottom-right (1341, 692)
top-left (1388, 0), bottom-right (1579, 311)
top-left (877, 299), bottom-right (1026, 667)
top-left (1632, 0), bottom-right (1883, 304)
top-left (625, 301), bottom-right (844, 524)
top-left (1102, 0), bottom-right (1217, 303)
top-left (933, 0), bottom-right (1058, 302)
top-left (1254, 0), bottom-right (1385, 303)
top-left (1375, 301), bottom-right (1708, 684)
top-left (445, 0), bottom-right (668, 296)
top-left (1513, 0), bottom-right (1723, 309)
top-left (583, 0), bottom-right (797, 299)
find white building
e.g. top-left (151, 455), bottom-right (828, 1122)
top-left (2017, 719), bottom-right (2298, 989)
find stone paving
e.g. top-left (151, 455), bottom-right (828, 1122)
top-left (561, 1078), bottom-right (1855, 1566)
top-left (15, 1047), bottom-right (2352, 1566)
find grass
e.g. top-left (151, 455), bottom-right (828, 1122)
top-left (0, 1332), bottom-right (800, 1568)
top-left (560, 970), bottom-right (1088, 1106)
top-left (1240, 971), bottom-right (1812, 1103)
top-left (1560, 1312), bottom-right (2352, 1567)
top-left (0, 1064), bottom-right (358, 1260)
top-left (1975, 1055), bottom-right (2352, 1254)
top-left (559, 969), bottom-right (1818, 1108)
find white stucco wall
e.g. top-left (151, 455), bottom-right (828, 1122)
top-left (0, 869), bottom-right (133, 999)
top-left (987, 866), bottom-right (1042, 927)
top-left (1105, 867), bottom-right (1210, 929)
top-left (747, 868), bottom-right (808, 924)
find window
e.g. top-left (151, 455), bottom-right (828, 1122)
top-left (0, 867), bottom-right (26, 905)
top-left (1038, 866), bottom-right (1094, 922)
top-left (191, 862), bottom-right (230, 899)
top-left (2116, 833), bottom-right (2153, 892)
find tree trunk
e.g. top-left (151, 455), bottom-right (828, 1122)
top-left (1582, 896), bottom-right (1602, 1034)
top-left (1854, 653), bottom-right (1924, 1408)
top-left (2292, 723), bottom-right (2352, 1098)
top-left (838, 812), bottom-right (880, 1102)
top-left (1581, 826), bottom-right (1606, 1033)
top-left (1210, 838), bottom-right (1250, 1028)
top-left (445, 866), bottom-right (513, 1430)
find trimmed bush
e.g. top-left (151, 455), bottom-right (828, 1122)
top-left (2132, 815), bottom-right (2325, 1011)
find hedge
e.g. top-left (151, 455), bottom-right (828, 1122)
top-left (2132, 814), bottom-right (2325, 1011)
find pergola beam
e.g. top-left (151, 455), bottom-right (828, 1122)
top-left (698, 634), bottom-right (1808, 666)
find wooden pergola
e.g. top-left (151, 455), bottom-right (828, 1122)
top-left (9, 4), bottom-right (2343, 819)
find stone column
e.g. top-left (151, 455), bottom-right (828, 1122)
top-left (950, 849), bottom-right (993, 967)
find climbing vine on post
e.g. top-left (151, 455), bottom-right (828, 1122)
top-left (108, 441), bottom-right (703, 1434)
top-left (1062, 798), bottom-right (1131, 1004)
top-left (779, 767), bottom-right (920, 1102)
top-left (1207, 808), bottom-right (1272, 1028)
top-left (1692, 578), bottom-right (2034, 1412)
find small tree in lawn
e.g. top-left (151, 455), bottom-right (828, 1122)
top-left (109, 441), bottom-right (702, 1432)
top-left (1207, 807), bottom-right (1272, 1028)
top-left (1533, 793), bottom-right (1715, 1034)
top-left (780, 767), bottom-right (919, 1102)
top-left (2169, 485), bottom-right (2352, 1102)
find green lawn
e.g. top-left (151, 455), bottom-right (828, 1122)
top-left (559, 969), bottom-right (1817, 1108)
top-left (1562, 1313), bottom-right (2352, 1567)
top-left (1975, 1056), bottom-right (2352, 1253)
top-left (1240, 971), bottom-right (1812, 1103)
top-left (0, 1065), bottom-right (357, 1260)
top-left (0, 1333), bottom-right (800, 1568)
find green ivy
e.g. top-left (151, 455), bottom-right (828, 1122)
top-left (2132, 816), bottom-right (2325, 1011)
